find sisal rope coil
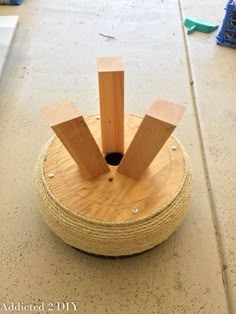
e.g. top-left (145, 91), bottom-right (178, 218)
top-left (34, 136), bottom-right (192, 256)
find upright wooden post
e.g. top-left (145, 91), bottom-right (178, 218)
top-left (118, 99), bottom-right (185, 179)
top-left (97, 57), bottom-right (124, 153)
top-left (41, 100), bottom-right (110, 178)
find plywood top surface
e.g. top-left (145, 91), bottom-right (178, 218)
top-left (43, 115), bottom-right (185, 222)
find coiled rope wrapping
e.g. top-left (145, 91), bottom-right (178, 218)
top-left (34, 136), bottom-right (192, 256)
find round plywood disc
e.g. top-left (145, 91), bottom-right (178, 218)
top-left (43, 115), bottom-right (185, 222)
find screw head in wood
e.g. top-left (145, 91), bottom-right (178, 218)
top-left (131, 208), bottom-right (139, 214)
top-left (48, 173), bottom-right (55, 178)
top-left (171, 146), bottom-right (177, 151)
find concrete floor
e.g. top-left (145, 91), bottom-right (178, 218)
top-left (0, 0), bottom-right (235, 313)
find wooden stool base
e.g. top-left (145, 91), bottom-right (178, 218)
top-left (34, 115), bottom-right (192, 256)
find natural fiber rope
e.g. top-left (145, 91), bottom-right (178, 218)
top-left (34, 136), bottom-right (192, 256)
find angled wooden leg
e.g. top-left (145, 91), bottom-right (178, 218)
top-left (41, 100), bottom-right (110, 178)
top-left (117, 99), bottom-right (186, 179)
top-left (97, 56), bottom-right (124, 153)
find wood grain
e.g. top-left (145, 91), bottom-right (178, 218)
top-left (41, 100), bottom-right (110, 178)
top-left (97, 57), bottom-right (124, 153)
top-left (43, 115), bottom-right (185, 222)
top-left (117, 99), bottom-right (185, 179)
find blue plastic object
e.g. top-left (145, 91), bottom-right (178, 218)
top-left (216, 0), bottom-right (236, 47)
top-left (0, 0), bottom-right (23, 4)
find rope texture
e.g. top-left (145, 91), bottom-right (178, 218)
top-left (34, 137), bottom-right (192, 256)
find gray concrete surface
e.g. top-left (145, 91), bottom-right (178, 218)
top-left (181, 0), bottom-right (236, 312)
top-left (0, 0), bottom-right (234, 313)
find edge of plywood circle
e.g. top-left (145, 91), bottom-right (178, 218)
top-left (41, 115), bottom-right (187, 223)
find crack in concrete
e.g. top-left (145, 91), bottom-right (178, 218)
top-left (177, 1), bottom-right (232, 313)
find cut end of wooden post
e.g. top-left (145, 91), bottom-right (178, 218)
top-left (97, 56), bottom-right (124, 72)
top-left (41, 100), bottom-right (81, 127)
top-left (146, 99), bottom-right (186, 127)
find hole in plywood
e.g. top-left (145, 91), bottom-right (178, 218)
top-left (105, 152), bottom-right (123, 166)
